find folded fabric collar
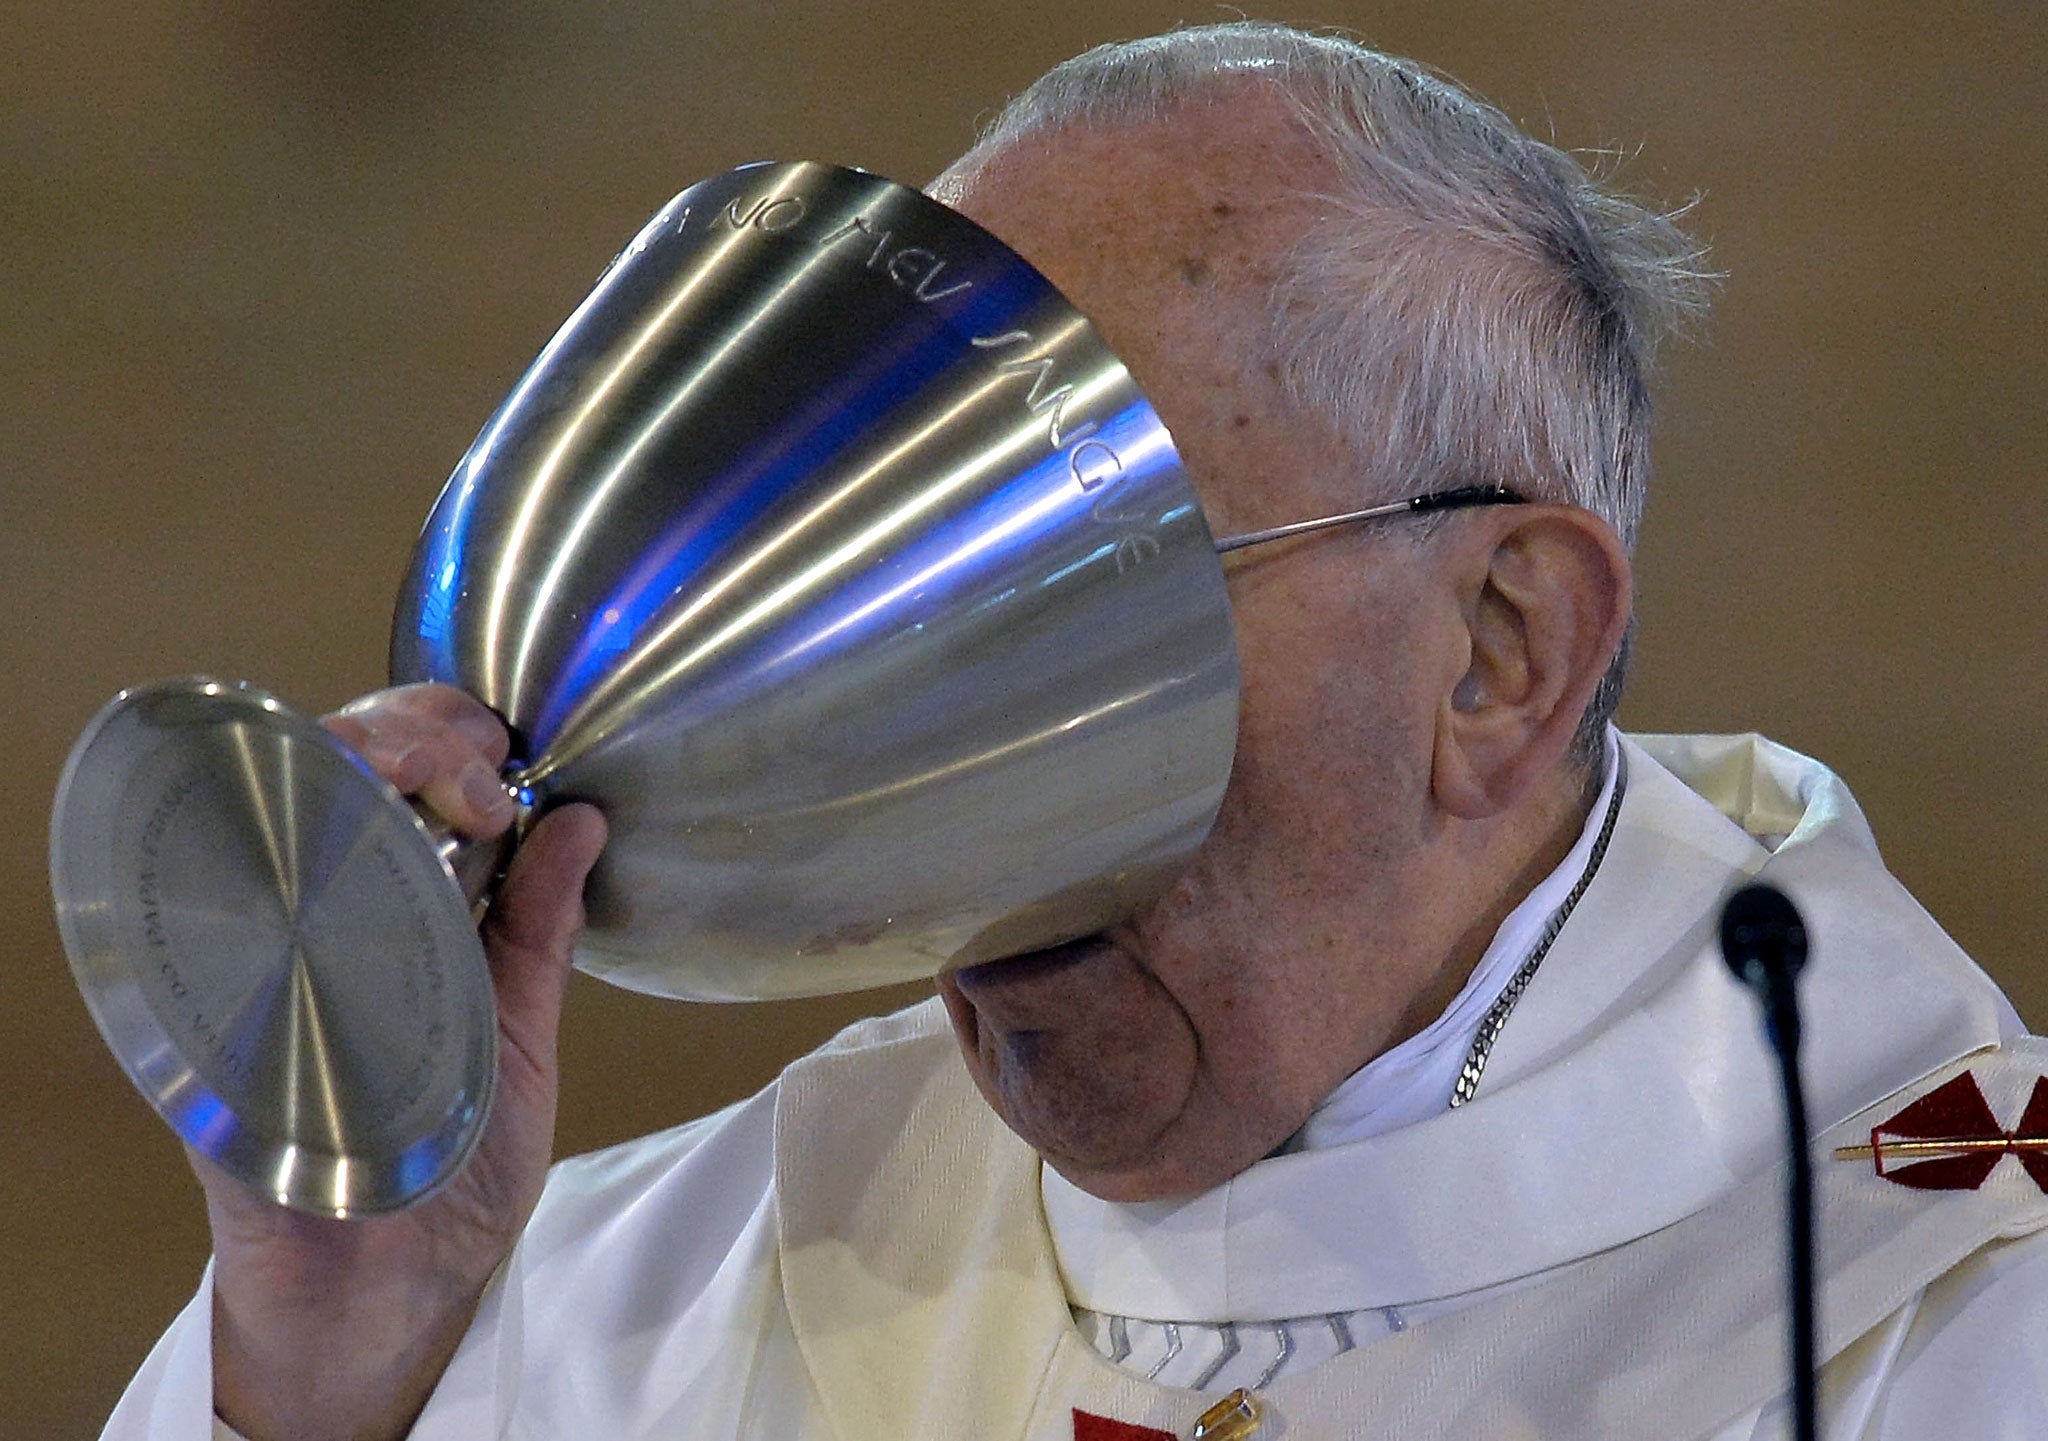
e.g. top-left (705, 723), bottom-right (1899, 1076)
top-left (1281, 730), bottom-right (1621, 1151)
top-left (1041, 733), bottom-right (2012, 1322)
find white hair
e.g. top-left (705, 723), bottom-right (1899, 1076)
top-left (947, 23), bottom-right (1715, 752)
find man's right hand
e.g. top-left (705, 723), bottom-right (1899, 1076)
top-left (197, 684), bottom-right (607, 1441)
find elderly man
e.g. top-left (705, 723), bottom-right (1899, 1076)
top-left (107, 23), bottom-right (2046, 1441)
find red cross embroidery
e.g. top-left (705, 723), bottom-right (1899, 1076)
top-left (1073, 1408), bottom-right (1176, 1441)
top-left (1836, 1071), bottom-right (2048, 1191)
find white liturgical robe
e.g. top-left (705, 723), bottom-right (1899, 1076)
top-left (107, 735), bottom-right (2048, 1440)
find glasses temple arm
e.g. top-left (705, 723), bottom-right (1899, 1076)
top-left (1211, 486), bottom-right (1526, 555)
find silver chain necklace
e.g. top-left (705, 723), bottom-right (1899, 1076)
top-left (1450, 751), bottom-right (1629, 1108)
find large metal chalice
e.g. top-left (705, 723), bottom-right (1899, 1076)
top-left (50, 163), bottom-right (1241, 1217)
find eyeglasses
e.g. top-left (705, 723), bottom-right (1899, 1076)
top-left (1210, 484), bottom-right (1526, 556)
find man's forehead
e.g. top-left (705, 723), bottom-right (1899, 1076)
top-left (940, 84), bottom-right (1354, 525)
top-left (942, 83), bottom-right (1334, 305)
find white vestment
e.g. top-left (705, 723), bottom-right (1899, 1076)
top-left (105, 735), bottom-right (2048, 1440)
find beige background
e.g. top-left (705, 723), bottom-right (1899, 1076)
top-left (4, 3), bottom-right (2042, 1434)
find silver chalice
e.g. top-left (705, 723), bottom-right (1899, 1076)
top-left (50, 164), bottom-right (1241, 1216)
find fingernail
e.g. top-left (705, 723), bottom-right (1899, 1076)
top-left (461, 763), bottom-right (517, 825)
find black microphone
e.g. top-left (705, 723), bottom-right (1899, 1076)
top-left (1722, 883), bottom-right (1809, 1015)
top-left (1720, 882), bottom-right (1817, 1441)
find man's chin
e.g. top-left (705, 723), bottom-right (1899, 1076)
top-left (934, 937), bottom-right (1218, 1197)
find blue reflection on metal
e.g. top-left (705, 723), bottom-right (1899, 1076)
top-left (412, 473), bottom-right (481, 671)
top-left (944, 261), bottom-right (1042, 340)
top-left (1038, 544), bottom-right (1120, 591)
top-left (524, 310), bottom-right (1002, 748)
top-left (407, 210), bottom-right (1097, 746)
top-left (408, 203), bottom-right (681, 674)
top-left (167, 1084), bottom-right (238, 1155)
top-left (394, 1117), bottom-right (465, 1200)
top-left (747, 399), bottom-right (1177, 679)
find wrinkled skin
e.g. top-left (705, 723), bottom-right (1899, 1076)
top-left (929, 93), bottom-right (1615, 1202)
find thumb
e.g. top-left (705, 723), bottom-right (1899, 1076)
top-left (481, 803), bottom-right (608, 1072)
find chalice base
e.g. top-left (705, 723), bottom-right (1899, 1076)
top-left (50, 678), bottom-right (497, 1215)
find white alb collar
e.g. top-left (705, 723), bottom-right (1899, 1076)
top-left (1283, 731), bottom-right (1621, 1150)
top-left (1038, 733), bottom-right (2011, 1322)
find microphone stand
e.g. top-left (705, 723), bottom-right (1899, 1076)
top-left (1720, 883), bottom-right (1818, 1441)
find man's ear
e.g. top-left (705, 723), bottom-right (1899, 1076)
top-left (1431, 506), bottom-right (1632, 819)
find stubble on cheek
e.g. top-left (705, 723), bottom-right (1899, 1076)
top-left (939, 948), bottom-right (1202, 1179)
